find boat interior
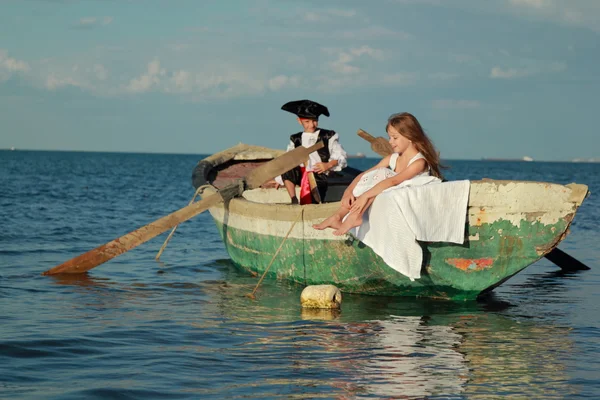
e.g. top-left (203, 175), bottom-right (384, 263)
top-left (193, 155), bottom-right (362, 204)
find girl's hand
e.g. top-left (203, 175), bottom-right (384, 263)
top-left (341, 194), bottom-right (355, 209)
top-left (350, 196), bottom-right (369, 214)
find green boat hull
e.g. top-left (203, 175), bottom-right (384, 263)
top-left (201, 180), bottom-right (587, 300)
top-left (212, 217), bottom-right (565, 300)
top-left (194, 145), bottom-right (589, 300)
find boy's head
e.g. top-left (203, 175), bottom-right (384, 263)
top-left (281, 100), bottom-right (329, 131)
top-left (297, 117), bottom-right (318, 133)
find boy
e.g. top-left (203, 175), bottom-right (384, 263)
top-left (274, 99), bottom-right (347, 204)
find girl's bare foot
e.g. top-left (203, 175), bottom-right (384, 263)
top-left (312, 214), bottom-right (342, 230)
top-left (333, 213), bottom-right (362, 236)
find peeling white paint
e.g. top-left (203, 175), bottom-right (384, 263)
top-left (203, 174), bottom-right (587, 240)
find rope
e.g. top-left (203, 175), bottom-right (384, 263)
top-left (247, 209), bottom-right (304, 299)
top-left (155, 185), bottom-right (206, 260)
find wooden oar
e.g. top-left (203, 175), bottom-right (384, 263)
top-left (42, 141), bottom-right (324, 276)
top-left (357, 129), bottom-right (393, 156)
top-left (155, 186), bottom-right (203, 261)
top-left (356, 128), bottom-right (591, 272)
top-left (544, 247), bottom-right (590, 271)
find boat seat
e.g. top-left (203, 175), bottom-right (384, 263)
top-left (322, 167), bottom-right (362, 203)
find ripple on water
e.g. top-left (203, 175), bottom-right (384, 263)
top-left (2, 153), bottom-right (600, 399)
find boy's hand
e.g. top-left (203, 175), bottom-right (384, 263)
top-left (313, 161), bottom-right (332, 174)
top-left (261, 179), bottom-right (281, 189)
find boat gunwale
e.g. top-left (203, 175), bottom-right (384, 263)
top-left (192, 144), bottom-right (590, 299)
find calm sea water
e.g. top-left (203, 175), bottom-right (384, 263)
top-left (1, 150), bottom-right (599, 399)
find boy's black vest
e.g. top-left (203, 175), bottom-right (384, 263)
top-left (290, 129), bottom-right (336, 163)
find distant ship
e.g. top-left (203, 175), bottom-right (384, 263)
top-left (347, 152), bottom-right (366, 159)
top-left (10, 147), bottom-right (16, 151)
top-left (482, 156), bottom-right (534, 162)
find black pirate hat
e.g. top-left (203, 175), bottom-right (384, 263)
top-left (281, 99), bottom-right (330, 120)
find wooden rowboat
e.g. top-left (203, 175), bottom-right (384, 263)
top-left (192, 144), bottom-right (589, 300)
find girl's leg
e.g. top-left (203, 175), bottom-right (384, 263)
top-left (333, 197), bottom-right (375, 236)
top-left (312, 206), bottom-right (349, 230)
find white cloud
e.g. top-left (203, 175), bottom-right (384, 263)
top-left (349, 46), bottom-right (385, 59)
top-left (432, 99), bottom-right (481, 109)
top-left (2, 57), bottom-right (30, 73)
top-left (304, 12), bottom-right (323, 22)
top-left (392, 0), bottom-right (443, 4)
top-left (303, 8), bottom-right (356, 22)
top-left (0, 49), bottom-right (30, 81)
top-left (506, 0), bottom-right (600, 32)
top-left (78, 17), bottom-right (97, 27)
top-left (76, 16), bottom-right (113, 28)
top-left (327, 9), bottom-right (357, 18)
top-left (93, 64), bottom-right (108, 81)
top-left (169, 70), bottom-right (192, 92)
top-left (316, 69), bottom-right (418, 92)
top-left (34, 60), bottom-right (115, 93)
top-left (330, 54), bottom-right (360, 74)
top-left (192, 68), bottom-right (266, 98)
top-left (382, 72), bottom-right (418, 85)
top-left (334, 26), bottom-right (412, 40)
top-left (395, 0), bottom-right (600, 32)
top-left (429, 72), bottom-right (460, 80)
top-left (126, 59), bottom-right (165, 93)
top-left (267, 75), bottom-right (300, 91)
top-left (0, 49), bottom-right (30, 73)
top-left (509, 0), bottom-right (548, 9)
top-left (45, 75), bottom-right (87, 90)
top-left (490, 62), bottom-right (566, 79)
top-left (324, 45), bottom-right (385, 75)
top-left (184, 26), bottom-right (210, 33)
top-left (490, 66), bottom-right (530, 79)
top-left (124, 59), bottom-right (292, 98)
top-left (169, 43), bottom-right (189, 52)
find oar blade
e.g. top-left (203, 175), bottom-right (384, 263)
top-left (245, 141), bottom-right (324, 189)
top-left (545, 247), bottom-right (590, 271)
top-left (43, 142), bottom-right (321, 276)
top-left (357, 129), bottom-right (392, 157)
top-left (357, 129), bottom-right (376, 143)
top-left (42, 191), bottom-right (227, 275)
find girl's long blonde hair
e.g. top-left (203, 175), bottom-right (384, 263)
top-left (386, 112), bottom-right (444, 179)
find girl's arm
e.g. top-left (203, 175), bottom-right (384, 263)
top-left (360, 159), bottom-right (426, 200)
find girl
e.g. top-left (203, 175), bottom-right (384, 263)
top-left (313, 112), bottom-right (443, 236)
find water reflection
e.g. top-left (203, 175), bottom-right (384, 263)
top-left (362, 316), bottom-right (468, 398)
top-left (180, 263), bottom-right (576, 398)
top-left (455, 313), bottom-right (577, 398)
top-left (38, 260), bottom-right (578, 398)
top-left (49, 272), bottom-right (111, 288)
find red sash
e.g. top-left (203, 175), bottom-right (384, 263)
top-left (299, 167), bottom-right (312, 205)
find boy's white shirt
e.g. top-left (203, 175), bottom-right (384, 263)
top-left (274, 130), bottom-right (347, 185)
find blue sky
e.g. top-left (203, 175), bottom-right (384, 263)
top-left (1, 0), bottom-right (598, 160)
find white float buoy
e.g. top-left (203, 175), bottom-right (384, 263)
top-left (300, 285), bottom-right (342, 309)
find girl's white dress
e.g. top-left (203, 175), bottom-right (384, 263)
top-left (352, 152), bottom-right (429, 197)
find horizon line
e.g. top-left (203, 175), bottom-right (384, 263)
top-left (1, 147), bottom-right (598, 163)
